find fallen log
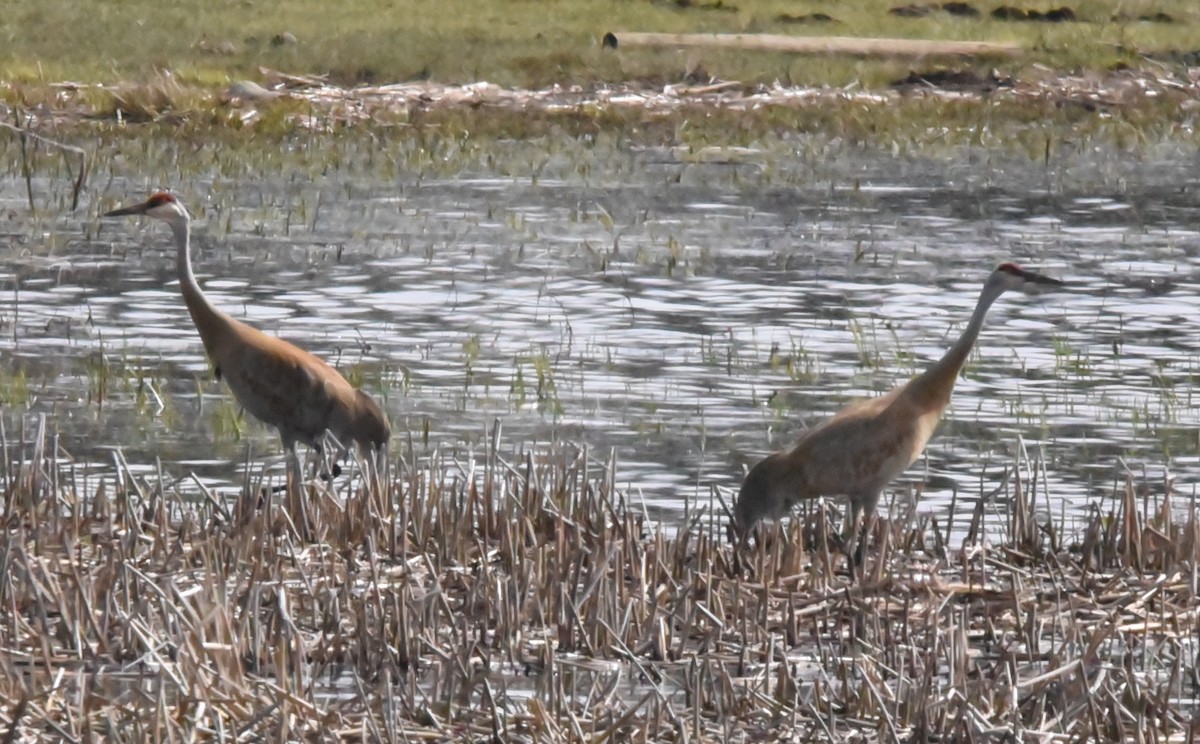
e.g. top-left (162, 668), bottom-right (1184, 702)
top-left (601, 32), bottom-right (1021, 59)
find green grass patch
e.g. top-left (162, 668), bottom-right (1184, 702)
top-left (3, 0), bottom-right (1200, 90)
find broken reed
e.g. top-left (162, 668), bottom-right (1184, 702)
top-left (0, 415), bottom-right (1197, 741)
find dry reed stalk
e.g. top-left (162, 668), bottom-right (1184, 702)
top-left (0, 418), bottom-right (1196, 740)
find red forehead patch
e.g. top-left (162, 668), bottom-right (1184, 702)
top-left (996, 262), bottom-right (1023, 274)
top-left (146, 192), bottom-right (177, 207)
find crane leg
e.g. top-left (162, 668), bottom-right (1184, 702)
top-left (288, 444), bottom-right (301, 488)
top-left (365, 443), bottom-right (387, 495)
top-left (265, 444), bottom-right (338, 495)
top-left (852, 515), bottom-right (871, 569)
top-left (283, 439), bottom-right (314, 536)
top-left (845, 491), bottom-right (881, 574)
top-left (311, 440), bottom-right (344, 481)
top-left (844, 501), bottom-right (862, 570)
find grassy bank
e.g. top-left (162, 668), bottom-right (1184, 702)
top-left (3, 0), bottom-right (1199, 90)
top-left (0, 1), bottom-right (1197, 154)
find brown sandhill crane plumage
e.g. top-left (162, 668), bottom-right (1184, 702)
top-left (104, 192), bottom-right (390, 488)
top-left (733, 263), bottom-right (1064, 565)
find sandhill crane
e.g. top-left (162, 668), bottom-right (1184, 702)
top-left (103, 192), bottom-right (390, 491)
top-left (733, 263), bottom-right (1064, 566)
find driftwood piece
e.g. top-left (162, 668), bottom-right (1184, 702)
top-left (602, 32), bottom-right (1021, 59)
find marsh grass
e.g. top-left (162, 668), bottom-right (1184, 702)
top-left (4, 73), bottom-right (1196, 186)
top-left (768, 337), bottom-right (822, 385)
top-left (0, 366), bottom-right (29, 406)
top-left (0, 418), bottom-right (1197, 740)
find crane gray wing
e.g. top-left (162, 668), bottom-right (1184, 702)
top-left (793, 396), bottom-right (930, 497)
top-left (219, 343), bottom-right (339, 446)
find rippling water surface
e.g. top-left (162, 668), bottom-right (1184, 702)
top-left (3, 140), bottom-right (1199, 533)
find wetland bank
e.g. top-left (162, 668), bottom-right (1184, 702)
top-left (6, 0), bottom-right (1200, 739)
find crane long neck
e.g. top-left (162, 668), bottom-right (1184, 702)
top-left (908, 281), bottom-right (1004, 406)
top-left (169, 216), bottom-right (228, 351)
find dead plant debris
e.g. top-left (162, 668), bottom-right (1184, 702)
top-left (0, 420), bottom-right (1197, 741)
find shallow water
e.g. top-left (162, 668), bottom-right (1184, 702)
top-left (3, 139), bottom-right (1200, 535)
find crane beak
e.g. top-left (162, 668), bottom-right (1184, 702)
top-left (103, 201), bottom-right (152, 218)
top-left (1020, 268), bottom-right (1065, 287)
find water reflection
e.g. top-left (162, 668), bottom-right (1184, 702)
top-left (2, 145), bottom-right (1199, 535)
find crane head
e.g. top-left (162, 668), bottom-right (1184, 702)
top-left (731, 451), bottom-right (803, 538)
top-left (992, 262), bottom-right (1064, 293)
top-left (104, 192), bottom-right (189, 222)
